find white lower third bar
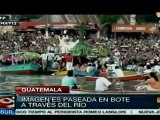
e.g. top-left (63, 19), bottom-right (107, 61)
top-left (16, 109), bottom-right (132, 115)
top-left (132, 109), bottom-right (160, 115)
top-left (16, 109), bottom-right (160, 115)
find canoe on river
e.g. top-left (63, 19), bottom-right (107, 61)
top-left (85, 74), bottom-right (144, 82)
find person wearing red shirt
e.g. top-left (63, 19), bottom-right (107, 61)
top-left (65, 53), bottom-right (73, 70)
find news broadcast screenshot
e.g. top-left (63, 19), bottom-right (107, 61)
top-left (0, 14), bottom-right (160, 115)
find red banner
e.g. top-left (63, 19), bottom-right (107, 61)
top-left (112, 24), bottom-right (158, 33)
top-left (16, 86), bottom-right (70, 94)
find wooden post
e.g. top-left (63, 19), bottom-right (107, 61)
top-left (61, 29), bottom-right (63, 36)
top-left (114, 32), bottom-right (116, 40)
top-left (23, 54), bottom-right (26, 64)
top-left (11, 54), bottom-right (14, 65)
top-left (45, 15), bottom-right (49, 39)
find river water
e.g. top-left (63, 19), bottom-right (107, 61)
top-left (0, 75), bottom-right (96, 93)
top-left (0, 75), bottom-right (140, 93)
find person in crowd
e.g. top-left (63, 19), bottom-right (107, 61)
top-left (105, 55), bottom-right (110, 64)
top-left (143, 65), bottom-right (152, 74)
top-left (109, 61), bottom-right (117, 71)
top-left (65, 53), bottom-right (73, 70)
top-left (113, 66), bottom-right (124, 77)
top-left (94, 60), bottom-right (98, 68)
top-left (61, 70), bottom-right (82, 90)
top-left (95, 65), bottom-right (102, 76)
top-left (135, 72), bottom-right (160, 91)
top-left (79, 64), bottom-right (87, 72)
top-left (52, 60), bottom-right (59, 70)
top-left (137, 63), bottom-right (144, 74)
top-left (88, 63), bottom-right (97, 76)
top-left (144, 63), bottom-right (150, 70)
top-left (104, 63), bottom-right (110, 73)
top-left (95, 77), bottom-right (118, 91)
top-left (46, 50), bottom-right (55, 70)
top-left (91, 64), bottom-right (97, 71)
top-left (101, 64), bottom-right (107, 72)
top-left (154, 62), bottom-right (160, 73)
top-left (59, 62), bottom-right (66, 71)
top-left (40, 52), bottom-right (48, 71)
top-left (96, 64), bottom-right (107, 77)
top-left (54, 54), bottom-right (61, 61)
top-left (59, 56), bottom-right (66, 70)
top-left (100, 56), bottom-right (108, 65)
top-left (86, 63), bottom-right (92, 73)
top-left (95, 77), bottom-right (112, 91)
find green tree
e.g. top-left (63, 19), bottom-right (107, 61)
top-left (70, 23), bottom-right (108, 57)
top-left (136, 15), bottom-right (159, 23)
top-left (97, 15), bottom-right (121, 24)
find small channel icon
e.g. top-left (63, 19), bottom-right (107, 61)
top-left (0, 95), bottom-right (15, 108)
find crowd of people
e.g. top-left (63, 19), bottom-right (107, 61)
top-left (0, 30), bottom-right (160, 92)
top-left (1, 31), bottom-right (160, 65)
top-left (59, 34), bottom-right (160, 92)
top-left (0, 31), bottom-right (77, 69)
top-left (0, 31), bottom-right (62, 54)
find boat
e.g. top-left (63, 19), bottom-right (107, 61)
top-left (85, 74), bottom-right (145, 81)
top-left (51, 68), bottom-right (96, 76)
top-left (53, 70), bottom-right (67, 76)
top-left (0, 76), bottom-right (6, 82)
top-left (0, 64), bottom-right (40, 75)
top-left (73, 69), bottom-right (97, 77)
top-left (0, 52), bottom-right (40, 75)
top-left (70, 90), bottom-right (160, 94)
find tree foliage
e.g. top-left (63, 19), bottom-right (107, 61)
top-left (70, 23), bottom-right (108, 57)
top-left (136, 15), bottom-right (159, 23)
top-left (97, 15), bottom-right (121, 24)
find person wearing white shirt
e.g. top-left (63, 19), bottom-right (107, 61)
top-left (106, 56), bottom-right (110, 63)
top-left (154, 65), bottom-right (160, 73)
top-left (100, 57), bottom-right (106, 65)
top-left (144, 65), bottom-right (152, 74)
top-left (47, 45), bottom-right (51, 52)
top-left (113, 66), bottom-right (124, 77)
top-left (86, 64), bottom-right (92, 73)
top-left (52, 60), bottom-right (59, 70)
top-left (154, 62), bottom-right (160, 73)
top-left (156, 57), bottom-right (159, 62)
top-left (47, 51), bottom-right (55, 70)
top-left (100, 56), bottom-right (110, 65)
top-left (40, 53), bottom-right (48, 71)
top-left (144, 63), bottom-right (150, 70)
top-left (95, 77), bottom-right (112, 91)
top-left (115, 51), bottom-right (120, 56)
top-left (109, 61), bottom-right (117, 71)
top-left (54, 55), bottom-right (61, 61)
top-left (47, 45), bottom-right (54, 52)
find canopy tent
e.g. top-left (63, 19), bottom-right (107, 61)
top-left (32, 15), bottom-right (99, 25)
top-left (15, 15), bottom-right (99, 31)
